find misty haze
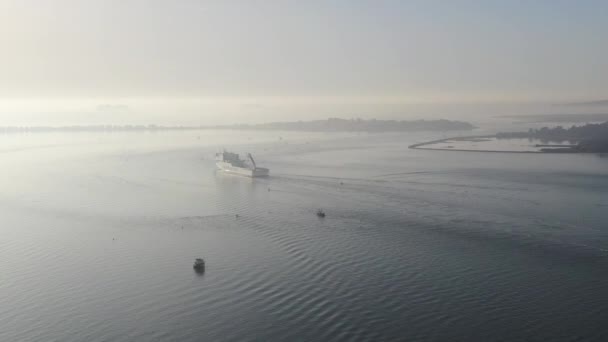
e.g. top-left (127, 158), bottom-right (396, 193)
top-left (1, 1), bottom-right (608, 342)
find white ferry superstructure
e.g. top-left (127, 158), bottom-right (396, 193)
top-left (215, 151), bottom-right (269, 177)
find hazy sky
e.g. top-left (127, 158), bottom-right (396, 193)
top-left (1, 0), bottom-right (607, 125)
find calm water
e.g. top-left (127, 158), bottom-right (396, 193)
top-left (1, 130), bottom-right (608, 341)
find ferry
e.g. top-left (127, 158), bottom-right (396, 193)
top-left (215, 151), bottom-right (270, 177)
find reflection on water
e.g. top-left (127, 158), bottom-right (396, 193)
top-left (1, 130), bottom-right (608, 341)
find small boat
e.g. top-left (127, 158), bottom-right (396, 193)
top-left (316, 209), bottom-right (326, 218)
top-left (193, 258), bottom-right (205, 271)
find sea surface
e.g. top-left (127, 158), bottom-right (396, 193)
top-left (1, 129), bottom-right (608, 341)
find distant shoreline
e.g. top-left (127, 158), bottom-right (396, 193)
top-left (211, 118), bottom-right (476, 132)
top-left (496, 113), bottom-right (608, 123)
top-left (409, 135), bottom-right (594, 154)
top-left (408, 135), bottom-right (540, 154)
top-left (0, 118), bottom-right (476, 134)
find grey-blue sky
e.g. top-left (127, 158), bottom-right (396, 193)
top-left (0, 0), bottom-right (606, 124)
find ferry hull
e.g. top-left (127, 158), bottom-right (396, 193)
top-left (216, 162), bottom-right (269, 177)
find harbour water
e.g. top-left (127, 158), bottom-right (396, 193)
top-left (1, 129), bottom-right (608, 341)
